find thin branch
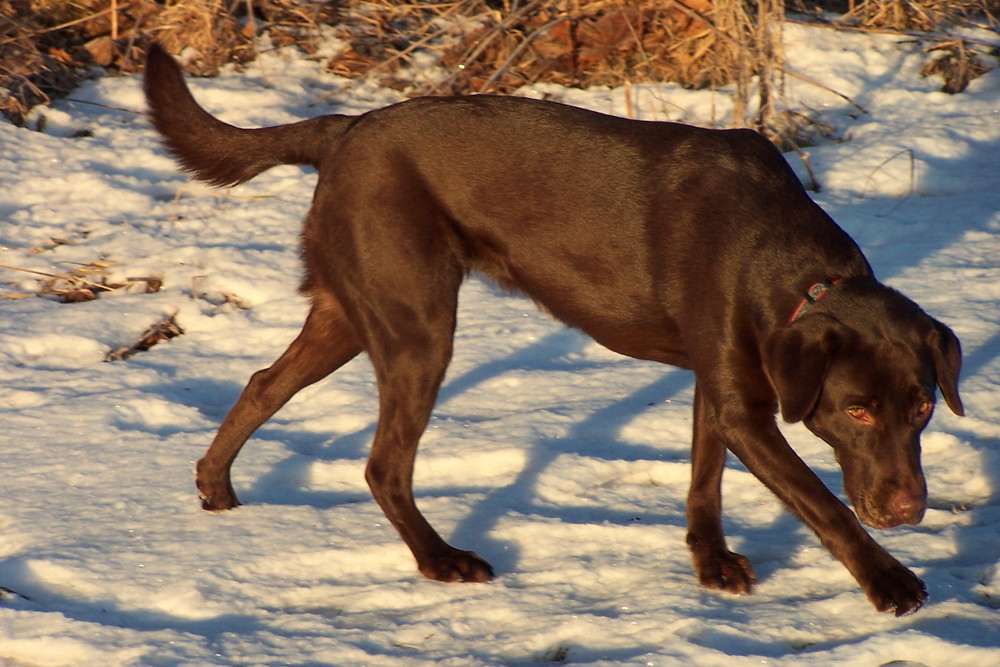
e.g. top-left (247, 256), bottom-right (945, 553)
top-left (782, 66), bottom-right (869, 114)
top-left (477, 16), bottom-right (570, 92)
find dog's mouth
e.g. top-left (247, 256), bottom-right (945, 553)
top-left (837, 452), bottom-right (927, 529)
top-left (850, 491), bottom-right (927, 530)
top-left (858, 512), bottom-right (908, 531)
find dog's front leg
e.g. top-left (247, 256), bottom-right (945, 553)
top-left (722, 411), bottom-right (927, 615)
top-left (686, 383), bottom-right (756, 594)
top-left (366, 432), bottom-right (494, 583)
top-left (364, 350), bottom-right (494, 583)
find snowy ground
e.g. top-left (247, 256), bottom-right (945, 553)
top-left (1, 21), bottom-right (999, 667)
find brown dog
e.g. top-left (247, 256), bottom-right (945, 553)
top-left (144, 43), bottom-right (963, 615)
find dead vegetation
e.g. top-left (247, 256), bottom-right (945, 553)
top-left (0, 230), bottom-right (254, 360)
top-left (355, 0), bottom-right (754, 94)
top-left (835, 0), bottom-right (997, 31)
top-left (920, 37), bottom-right (993, 92)
top-left (325, 0), bottom-right (996, 96)
top-left (0, 0), bottom-right (992, 177)
top-left (2, 1), bottom-right (996, 127)
top-left (0, 249), bottom-right (176, 360)
top-left (1, 1), bottom-right (995, 128)
top-left (104, 313), bottom-right (183, 361)
top-left (0, 258), bottom-right (163, 303)
top-left (817, 0), bottom-right (999, 93)
top-left (0, 0), bottom-right (339, 123)
top-left (0, 233), bottom-right (162, 303)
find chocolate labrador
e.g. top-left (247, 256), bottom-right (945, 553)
top-left (144, 43), bottom-right (963, 615)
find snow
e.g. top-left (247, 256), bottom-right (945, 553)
top-left (2, 21), bottom-right (999, 666)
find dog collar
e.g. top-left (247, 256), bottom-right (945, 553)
top-left (788, 279), bottom-right (844, 323)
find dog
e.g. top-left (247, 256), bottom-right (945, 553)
top-left (143, 43), bottom-right (963, 616)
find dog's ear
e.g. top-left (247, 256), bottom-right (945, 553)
top-left (763, 315), bottom-right (844, 423)
top-left (927, 319), bottom-right (964, 416)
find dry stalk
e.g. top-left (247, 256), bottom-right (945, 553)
top-left (0, 260), bottom-right (161, 303)
top-left (838, 0), bottom-right (989, 31)
top-left (312, 18), bottom-right (462, 104)
top-left (0, 4), bottom-right (121, 46)
top-left (860, 147), bottom-right (916, 211)
top-left (476, 15), bottom-right (572, 92)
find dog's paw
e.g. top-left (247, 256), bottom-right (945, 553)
top-left (692, 548), bottom-right (756, 595)
top-left (198, 489), bottom-right (241, 511)
top-left (195, 460), bottom-right (241, 511)
top-left (419, 548), bottom-right (494, 583)
top-left (861, 561), bottom-right (927, 616)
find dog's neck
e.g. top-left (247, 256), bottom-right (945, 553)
top-left (788, 279), bottom-right (845, 323)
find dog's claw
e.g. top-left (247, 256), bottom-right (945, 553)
top-left (871, 571), bottom-right (927, 617)
top-left (893, 596), bottom-right (927, 617)
top-left (854, 551), bottom-right (927, 615)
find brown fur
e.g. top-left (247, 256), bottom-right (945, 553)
top-left (144, 43), bottom-right (963, 615)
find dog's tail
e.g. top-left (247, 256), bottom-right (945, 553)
top-left (143, 42), bottom-right (353, 187)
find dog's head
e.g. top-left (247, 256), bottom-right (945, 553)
top-left (763, 283), bottom-right (963, 529)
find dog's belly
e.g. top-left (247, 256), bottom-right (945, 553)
top-left (585, 319), bottom-right (690, 367)
top-left (472, 266), bottom-right (689, 367)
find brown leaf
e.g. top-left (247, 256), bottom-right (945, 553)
top-left (576, 11), bottom-right (635, 66)
top-left (59, 288), bottom-right (97, 303)
top-left (84, 36), bottom-right (116, 67)
top-left (531, 21), bottom-right (574, 61)
top-left (47, 47), bottom-right (76, 66)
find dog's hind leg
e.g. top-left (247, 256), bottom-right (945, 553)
top-left (196, 292), bottom-right (362, 510)
top-left (685, 383), bottom-right (756, 594)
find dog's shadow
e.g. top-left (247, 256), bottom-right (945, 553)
top-left (441, 328), bottom-right (809, 582)
top-left (442, 330), bottom-right (695, 574)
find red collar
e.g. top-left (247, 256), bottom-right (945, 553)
top-left (788, 279), bottom-right (844, 323)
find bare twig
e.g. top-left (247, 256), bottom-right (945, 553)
top-left (782, 67), bottom-right (869, 115)
top-left (63, 98), bottom-right (143, 115)
top-left (477, 16), bottom-right (570, 93)
top-left (310, 21), bottom-right (455, 104)
top-left (0, 5), bottom-right (122, 47)
top-left (0, 263), bottom-right (112, 291)
top-left (860, 147), bottom-right (916, 212)
top-left (422, 0), bottom-right (548, 95)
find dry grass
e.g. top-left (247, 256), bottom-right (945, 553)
top-left (0, 0), bottom-right (337, 124)
top-left (838, 0), bottom-right (997, 31)
top-left (321, 0), bottom-right (993, 137)
top-left (145, 0), bottom-right (245, 75)
top-left (1, 1), bottom-right (995, 124)
top-left (0, 235), bottom-right (162, 302)
top-left (0, 258), bottom-right (163, 303)
top-left (328, 0), bottom-right (755, 94)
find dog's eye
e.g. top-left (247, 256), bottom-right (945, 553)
top-left (846, 406), bottom-right (872, 424)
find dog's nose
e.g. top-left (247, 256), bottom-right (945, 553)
top-left (890, 490), bottom-right (926, 525)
